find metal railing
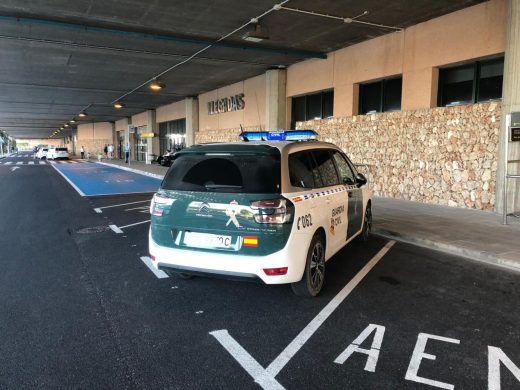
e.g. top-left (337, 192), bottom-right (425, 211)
top-left (503, 159), bottom-right (520, 224)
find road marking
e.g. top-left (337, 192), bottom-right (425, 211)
top-left (50, 164), bottom-right (86, 196)
top-left (10, 166), bottom-right (20, 172)
top-left (139, 256), bottom-right (169, 279)
top-left (94, 200), bottom-right (150, 213)
top-left (118, 220), bottom-right (150, 229)
top-left (210, 240), bottom-right (396, 389)
top-left (109, 224), bottom-right (124, 234)
top-left (28, 161), bottom-right (34, 165)
top-left (39, 161), bottom-right (46, 165)
top-left (124, 206), bottom-right (150, 213)
top-left (16, 161), bottom-right (23, 165)
top-left (5, 161), bottom-right (12, 165)
top-left (49, 160), bottom-right (56, 164)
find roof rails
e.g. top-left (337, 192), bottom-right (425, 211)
top-left (239, 130), bottom-right (318, 142)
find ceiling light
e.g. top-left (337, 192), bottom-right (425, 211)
top-left (114, 102), bottom-right (125, 109)
top-left (64, 124), bottom-right (69, 127)
top-left (70, 118), bottom-right (76, 123)
top-left (149, 80), bottom-right (165, 91)
top-left (78, 111), bottom-right (87, 117)
top-left (242, 23), bottom-right (269, 42)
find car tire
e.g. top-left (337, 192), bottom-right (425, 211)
top-left (360, 203), bottom-right (372, 242)
top-left (291, 233), bottom-right (326, 297)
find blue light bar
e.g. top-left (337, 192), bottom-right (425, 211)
top-left (239, 130), bottom-right (318, 141)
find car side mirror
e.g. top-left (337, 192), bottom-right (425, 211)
top-left (356, 173), bottom-right (367, 187)
top-left (343, 177), bottom-right (356, 186)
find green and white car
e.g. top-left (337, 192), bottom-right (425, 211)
top-left (149, 130), bottom-right (371, 296)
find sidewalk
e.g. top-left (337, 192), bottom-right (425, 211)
top-left (99, 158), bottom-right (520, 273)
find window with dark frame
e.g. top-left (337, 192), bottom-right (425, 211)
top-left (359, 76), bottom-right (402, 115)
top-left (291, 90), bottom-right (334, 129)
top-left (438, 57), bottom-right (504, 107)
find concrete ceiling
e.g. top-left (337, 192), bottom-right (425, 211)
top-left (0, 0), bottom-right (485, 139)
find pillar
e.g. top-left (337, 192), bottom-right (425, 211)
top-left (265, 69), bottom-right (287, 130)
top-left (147, 109), bottom-right (159, 162)
top-left (185, 97), bottom-right (199, 147)
top-left (496, 0), bottom-right (520, 214)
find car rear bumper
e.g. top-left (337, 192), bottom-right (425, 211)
top-left (148, 230), bottom-right (308, 284)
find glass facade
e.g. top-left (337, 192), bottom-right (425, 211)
top-left (438, 57), bottom-right (504, 107)
top-left (159, 119), bottom-right (186, 155)
top-left (291, 90), bottom-right (334, 129)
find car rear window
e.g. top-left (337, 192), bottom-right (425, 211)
top-left (161, 153), bottom-right (281, 193)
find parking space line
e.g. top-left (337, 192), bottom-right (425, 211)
top-left (50, 164), bottom-right (86, 196)
top-left (119, 220), bottom-right (150, 229)
top-left (39, 161), bottom-right (46, 165)
top-left (109, 224), bottom-right (123, 234)
top-left (139, 256), bottom-right (169, 279)
top-left (210, 240), bottom-right (396, 388)
top-left (94, 200), bottom-right (150, 213)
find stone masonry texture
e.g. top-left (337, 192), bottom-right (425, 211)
top-left (195, 103), bottom-right (501, 211)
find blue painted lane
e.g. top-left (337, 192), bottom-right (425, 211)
top-left (53, 162), bottom-right (161, 196)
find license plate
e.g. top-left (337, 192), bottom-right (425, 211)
top-left (183, 232), bottom-right (232, 249)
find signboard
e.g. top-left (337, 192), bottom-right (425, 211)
top-left (208, 93), bottom-right (245, 115)
top-left (128, 125), bottom-right (136, 133)
top-left (140, 133), bottom-right (155, 138)
top-left (511, 127), bottom-right (520, 142)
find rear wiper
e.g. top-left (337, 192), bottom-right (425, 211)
top-left (204, 184), bottom-right (243, 189)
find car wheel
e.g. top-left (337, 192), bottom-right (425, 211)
top-left (291, 233), bottom-right (325, 297)
top-left (360, 203), bottom-right (372, 242)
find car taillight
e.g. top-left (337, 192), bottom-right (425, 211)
top-left (263, 267), bottom-right (288, 276)
top-left (150, 193), bottom-right (175, 216)
top-left (250, 198), bottom-right (294, 224)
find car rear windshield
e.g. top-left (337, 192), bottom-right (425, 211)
top-left (56, 148), bottom-right (67, 151)
top-left (161, 152), bottom-right (281, 193)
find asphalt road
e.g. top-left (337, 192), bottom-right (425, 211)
top-left (1, 154), bottom-right (519, 389)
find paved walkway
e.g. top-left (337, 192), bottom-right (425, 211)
top-left (99, 158), bottom-right (520, 273)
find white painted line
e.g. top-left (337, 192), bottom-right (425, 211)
top-left (39, 161), bottom-right (46, 165)
top-left (5, 161), bottom-right (12, 165)
top-left (210, 330), bottom-right (284, 389)
top-left (109, 224), bottom-right (123, 234)
top-left (210, 240), bottom-right (396, 388)
top-left (140, 256), bottom-right (169, 279)
top-left (94, 200), bottom-right (150, 213)
top-left (124, 206), bottom-right (150, 211)
top-left (28, 161), bottom-right (34, 165)
top-left (69, 160), bottom-right (78, 163)
top-left (49, 160), bottom-right (56, 164)
top-left (266, 240), bottom-right (396, 377)
top-left (119, 220), bottom-right (150, 229)
top-left (97, 161), bottom-right (164, 180)
top-left (16, 161), bottom-right (23, 165)
top-left (50, 164), bottom-right (86, 196)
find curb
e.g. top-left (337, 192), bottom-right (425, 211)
top-left (373, 227), bottom-right (520, 274)
top-left (96, 161), bottom-right (165, 180)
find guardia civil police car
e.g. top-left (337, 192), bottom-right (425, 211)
top-left (149, 130), bottom-right (371, 296)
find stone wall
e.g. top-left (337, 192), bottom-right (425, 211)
top-left (194, 102), bottom-right (500, 211)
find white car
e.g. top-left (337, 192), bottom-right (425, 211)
top-left (149, 130), bottom-right (372, 297)
top-left (47, 147), bottom-right (69, 160)
top-left (35, 147), bottom-right (48, 159)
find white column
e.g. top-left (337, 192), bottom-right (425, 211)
top-left (265, 69), bottom-right (287, 130)
top-left (185, 97), bottom-right (199, 147)
top-left (496, 0), bottom-right (520, 214)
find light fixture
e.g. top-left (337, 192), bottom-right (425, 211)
top-left (64, 124), bottom-right (69, 128)
top-left (114, 102), bottom-right (125, 109)
top-left (70, 118), bottom-right (76, 123)
top-left (78, 111), bottom-right (87, 117)
top-left (242, 22), bottom-right (269, 42)
top-left (60, 127), bottom-right (64, 130)
top-left (149, 80), bottom-right (165, 91)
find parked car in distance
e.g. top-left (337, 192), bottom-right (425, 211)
top-left (35, 147), bottom-right (48, 159)
top-left (47, 147), bottom-right (69, 160)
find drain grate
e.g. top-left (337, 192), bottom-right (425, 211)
top-left (75, 226), bottom-right (111, 234)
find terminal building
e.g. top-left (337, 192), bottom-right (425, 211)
top-left (3, 0), bottom-right (519, 214)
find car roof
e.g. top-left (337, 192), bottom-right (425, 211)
top-left (179, 140), bottom-right (341, 155)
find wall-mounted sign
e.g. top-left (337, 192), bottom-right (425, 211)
top-left (511, 128), bottom-right (520, 142)
top-left (140, 133), bottom-right (155, 138)
top-left (128, 125), bottom-right (136, 133)
top-left (208, 93), bottom-right (245, 115)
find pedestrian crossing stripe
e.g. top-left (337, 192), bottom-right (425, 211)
top-left (0, 160), bottom-right (89, 165)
